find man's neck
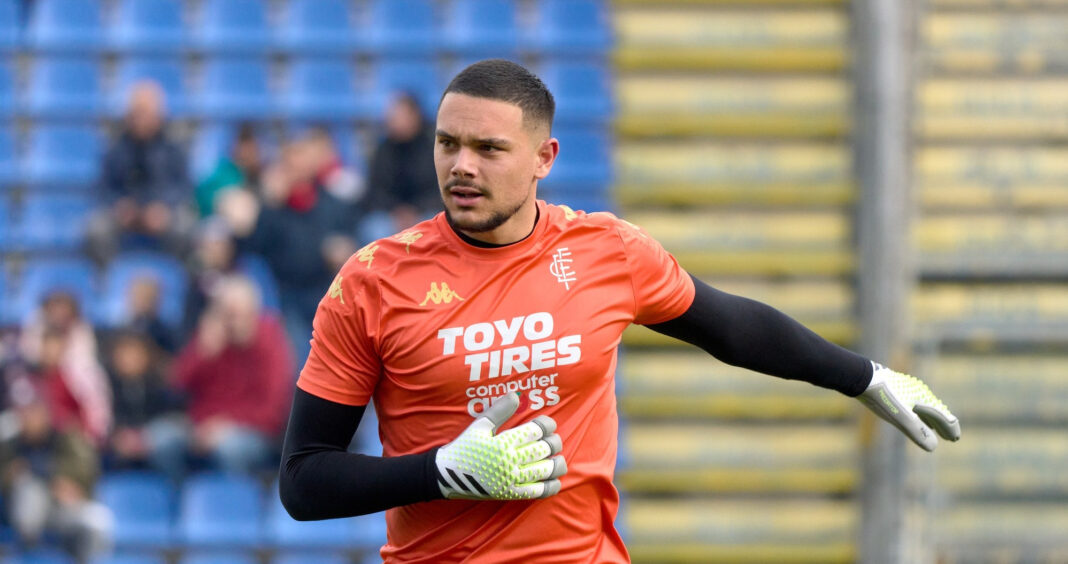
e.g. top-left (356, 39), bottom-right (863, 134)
top-left (453, 206), bottom-right (541, 249)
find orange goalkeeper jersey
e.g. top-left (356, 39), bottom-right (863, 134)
top-left (298, 201), bottom-right (695, 563)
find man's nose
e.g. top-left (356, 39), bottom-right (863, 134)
top-left (451, 147), bottom-right (477, 178)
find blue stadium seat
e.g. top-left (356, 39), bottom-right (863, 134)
top-left (92, 555), bottom-right (168, 564)
top-left (22, 124), bottom-right (101, 186)
top-left (282, 58), bottom-right (365, 120)
top-left (100, 251), bottom-right (188, 328)
top-left (0, 0), bottom-right (20, 52)
top-left (111, 57), bottom-right (188, 116)
top-left (276, 0), bottom-right (357, 54)
top-left (179, 554), bottom-right (257, 564)
top-left (3, 549), bottom-right (76, 564)
top-left (0, 57), bottom-right (15, 117)
top-left (544, 126), bottom-right (612, 187)
top-left (25, 0), bottom-right (104, 52)
top-left (11, 257), bottom-right (97, 325)
top-left (190, 124), bottom-right (234, 181)
top-left (0, 124), bottom-right (16, 187)
top-left (197, 57), bottom-right (272, 118)
top-left (25, 56), bottom-right (104, 118)
top-left (0, 194), bottom-right (10, 252)
top-left (266, 480), bottom-right (381, 550)
top-left (370, 58), bottom-right (443, 120)
top-left (178, 473), bottom-right (264, 548)
top-left (273, 553), bottom-right (352, 564)
top-left (111, 0), bottom-right (186, 52)
top-left (195, 0), bottom-right (270, 53)
top-left (367, 0), bottom-right (438, 55)
top-left (443, 0), bottom-right (519, 57)
top-left (97, 471), bottom-right (176, 549)
top-left (539, 60), bottom-right (613, 124)
top-left (528, 0), bottom-right (611, 55)
top-left (16, 193), bottom-right (95, 253)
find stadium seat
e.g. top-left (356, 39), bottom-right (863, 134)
top-left (24, 56), bottom-right (104, 118)
top-left (100, 251), bottom-right (188, 328)
top-left (92, 555), bottom-right (168, 564)
top-left (179, 554), bottom-right (257, 564)
top-left (197, 57), bottom-right (272, 118)
top-left (539, 60), bottom-right (613, 125)
top-left (111, 0), bottom-right (185, 52)
top-left (528, 0), bottom-right (612, 55)
top-left (0, 124), bottom-right (16, 187)
top-left (276, 0), bottom-right (357, 54)
top-left (2, 548), bottom-right (77, 564)
top-left (0, 57), bottom-right (15, 117)
top-left (178, 473), bottom-right (264, 547)
top-left (370, 58), bottom-right (443, 119)
top-left (11, 257), bottom-right (97, 324)
top-left (0, 194), bottom-right (10, 253)
top-left (544, 127), bottom-right (612, 188)
top-left (367, 0), bottom-right (438, 55)
top-left (190, 124), bottom-right (235, 181)
top-left (111, 57), bottom-right (188, 116)
top-left (16, 193), bottom-right (95, 253)
top-left (25, 0), bottom-right (104, 52)
top-left (442, 0), bottom-right (519, 57)
top-left (266, 480), bottom-right (384, 550)
top-left (0, 0), bottom-right (19, 51)
top-left (272, 553), bottom-right (352, 564)
top-left (281, 58), bottom-right (365, 120)
top-left (195, 0), bottom-right (270, 53)
top-left (21, 124), bottom-right (101, 186)
top-left (97, 471), bottom-right (176, 549)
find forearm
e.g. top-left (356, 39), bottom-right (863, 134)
top-left (646, 274), bottom-right (873, 396)
top-left (278, 389), bottom-right (442, 520)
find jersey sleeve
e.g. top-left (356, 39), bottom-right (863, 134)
top-left (297, 259), bottom-right (383, 406)
top-left (614, 217), bottom-right (696, 325)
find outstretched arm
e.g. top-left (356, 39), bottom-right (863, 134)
top-left (646, 274), bottom-right (960, 450)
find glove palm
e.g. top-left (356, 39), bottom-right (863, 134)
top-left (858, 362), bottom-right (961, 451)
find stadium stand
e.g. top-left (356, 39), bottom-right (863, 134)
top-left (177, 473), bottom-right (264, 548)
top-left (910, 0), bottom-right (1068, 559)
top-left (16, 192), bottom-right (95, 253)
top-left (110, 0), bottom-right (186, 53)
top-left (281, 58), bottom-right (365, 120)
top-left (196, 57), bottom-right (272, 119)
top-left (366, 0), bottom-right (439, 56)
top-left (611, 0), bottom-right (859, 561)
top-left (0, 124), bottom-right (15, 186)
top-left (10, 256), bottom-right (97, 324)
top-left (24, 56), bottom-right (104, 119)
top-left (276, 0), bottom-right (357, 54)
top-left (24, 0), bottom-right (105, 53)
top-left (442, 0), bottom-right (521, 58)
top-left (0, 1), bottom-right (18, 52)
top-left (110, 57), bottom-right (188, 117)
top-left (98, 251), bottom-right (188, 328)
top-left (21, 123), bottom-right (101, 187)
top-left (97, 471), bottom-right (177, 549)
top-left (193, 0), bottom-right (271, 54)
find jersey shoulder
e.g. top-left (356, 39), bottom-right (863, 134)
top-left (544, 202), bottom-right (645, 241)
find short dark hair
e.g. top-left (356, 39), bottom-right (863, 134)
top-left (441, 59), bottom-right (555, 131)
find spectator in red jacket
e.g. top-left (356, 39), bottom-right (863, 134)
top-left (169, 275), bottom-right (293, 475)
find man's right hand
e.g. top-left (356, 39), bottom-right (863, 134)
top-left (435, 393), bottom-right (567, 501)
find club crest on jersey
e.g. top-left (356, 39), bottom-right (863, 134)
top-left (549, 247), bottom-right (577, 290)
top-left (420, 282), bottom-right (465, 306)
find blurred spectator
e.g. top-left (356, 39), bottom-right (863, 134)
top-left (303, 125), bottom-right (366, 205)
top-left (89, 81), bottom-right (193, 264)
top-left (170, 276), bottom-right (292, 476)
top-left (217, 134), bottom-right (358, 366)
top-left (0, 388), bottom-right (113, 561)
top-left (123, 276), bottom-right (179, 355)
top-left (195, 123), bottom-right (265, 218)
top-left (19, 292), bottom-right (111, 446)
top-left (182, 218), bottom-right (240, 339)
top-left (104, 330), bottom-right (185, 481)
top-left (364, 91), bottom-right (440, 239)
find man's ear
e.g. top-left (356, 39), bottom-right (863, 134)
top-left (533, 136), bottom-right (560, 180)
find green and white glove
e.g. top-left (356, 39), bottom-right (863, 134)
top-left (435, 393), bottom-right (567, 500)
top-left (858, 362), bottom-right (961, 452)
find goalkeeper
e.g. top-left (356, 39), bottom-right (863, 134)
top-left (279, 59), bottom-right (959, 563)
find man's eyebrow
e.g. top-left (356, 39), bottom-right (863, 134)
top-left (434, 130), bottom-right (512, 147)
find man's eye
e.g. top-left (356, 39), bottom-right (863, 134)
top-left (438, 139), bottom-right (454, 148)
top-left (480, 145), bottom-right (498, 152)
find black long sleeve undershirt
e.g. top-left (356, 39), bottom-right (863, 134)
top-left (279, 273), bottom-right (873, 520)
top-left (645, 274), bottom-right (873, 397)
top-left (278, 389), bottom-right (442, 520)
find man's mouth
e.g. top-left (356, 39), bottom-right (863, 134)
top-left (448, 184), bottom-right (485, 206)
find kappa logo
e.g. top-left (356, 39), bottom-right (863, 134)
top-left (327, 275), bottom-right (345, 304)
top-left (420, 282), bottom-right (465, 306)
top-left (393, 230), bottom-right (423, 254)
top-left (356, 243), bottom-right (379, 269)
top-left (549, 247), bottom-right (577, 290)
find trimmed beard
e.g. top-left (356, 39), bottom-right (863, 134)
top-left (444, 191), bottom-right (530, 234)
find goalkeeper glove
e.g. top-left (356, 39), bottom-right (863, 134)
top-left (435, 393), bottom-right (567, 500)
top-left (858, 362), bottom-right (961, 451)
